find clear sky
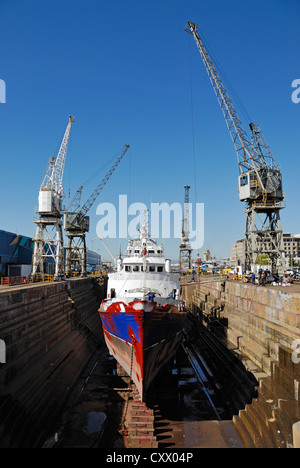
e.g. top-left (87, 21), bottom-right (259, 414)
top-left (0, 0), bottom-right (299, 262)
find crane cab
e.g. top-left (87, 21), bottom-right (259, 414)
top-left (238, 171), bottom-right (256, 201)
top-left (238, 169), bottom-right (283, 202)
top-left (64, 213), bottom-right (90, 233)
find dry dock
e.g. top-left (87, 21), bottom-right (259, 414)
top-left (1, 276), bottom-right (300, 448)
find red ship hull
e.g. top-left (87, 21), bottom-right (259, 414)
top-left (99, 300), bottom-right (186, 400)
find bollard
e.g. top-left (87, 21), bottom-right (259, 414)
top-left (293, 421), bottom-right (300, 448)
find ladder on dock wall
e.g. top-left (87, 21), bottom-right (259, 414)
top-left (189, 283), bottom-right (300, 448)
top-left (233, 347), bottom-right (300, 448)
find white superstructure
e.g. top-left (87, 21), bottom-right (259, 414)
top-left (106, 223), bottom-right (180, 303)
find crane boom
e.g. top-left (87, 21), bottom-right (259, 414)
top-left (41, 115), bottom-right (74, 195)
top-left (52, 115), bottom-right (75, 196)
top-left (66, 185), bottom-right (83, 214)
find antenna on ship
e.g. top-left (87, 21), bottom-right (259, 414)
top-left (140, 209), bottom-right (149, 240)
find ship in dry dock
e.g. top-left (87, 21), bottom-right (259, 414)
top-left (98, 220), bottom-right (187, 401)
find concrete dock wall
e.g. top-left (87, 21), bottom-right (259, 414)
top-left (188, 280), bottom-right (300, 372)
top-left (182, 279), bottom-right (300, 448)
top-left (0, 276), bottom-right (107, 447)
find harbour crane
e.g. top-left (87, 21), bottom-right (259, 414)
top-left (32, 115), bottom-right (74, 280)
top-left (179, 185), bottom-right (192, 271)
top-left (64, 144), bottom-right (130, 276)
top-left (185, 22), bottom-right (285, 274)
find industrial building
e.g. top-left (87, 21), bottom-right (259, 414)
top-left (231, 233), bottom-right (300, 268)
top-left (0, 229), bottom-right (101, 277)
top-left (0, 230), bottom-right (33, 277)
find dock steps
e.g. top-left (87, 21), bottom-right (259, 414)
top-left (120, 384), bottom-right (158, 449)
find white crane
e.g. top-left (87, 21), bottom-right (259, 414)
top-left (31, 116), bottom-right (74, 280)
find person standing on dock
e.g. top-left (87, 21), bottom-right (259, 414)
top-left (258, 268), bottom-right (262, 285)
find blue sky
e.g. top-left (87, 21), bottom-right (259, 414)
top-left (0, 0), bottom-right (299, 262)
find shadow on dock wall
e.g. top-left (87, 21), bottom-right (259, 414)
top-left (0, 275), bottom-right (107, 448)
top-left (181, 279), bottom-right (300, 448)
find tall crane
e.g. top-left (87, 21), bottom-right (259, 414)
top-left (179, 185), bottom-right (192, 271)
top-left (185, 22), bottom-right (285, 274)
top-left (32, 115), bottom-right (74, 280)
top-left (64, 144), bottom-right (129, 276)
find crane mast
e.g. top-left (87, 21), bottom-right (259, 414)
top-left (64, 144), bottom-right (129, 276)
top-left (32, 115), bottom-right (74, 280)
top-left (179, 185), bottom-right (192, 271)
top-left (185, 22), bottom-right (285, 274)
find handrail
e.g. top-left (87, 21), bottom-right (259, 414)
top-left (0, 274), bottom-right (54, 286)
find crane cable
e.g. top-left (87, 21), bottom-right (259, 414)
top-left (188, 28), bottom-right (253, 260)
top-left (67, 145), bottom-right (128, 206)
top-left (189, 26), bottom-right (253, 127)
top-left (188, 36), bottom-right (199, 257)
top-left (81, 146), bottom-right (126, 189)
top-left (188, 37), bottom-right (198, 207)
top-left (195, 26), bottom-right (253, 126)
